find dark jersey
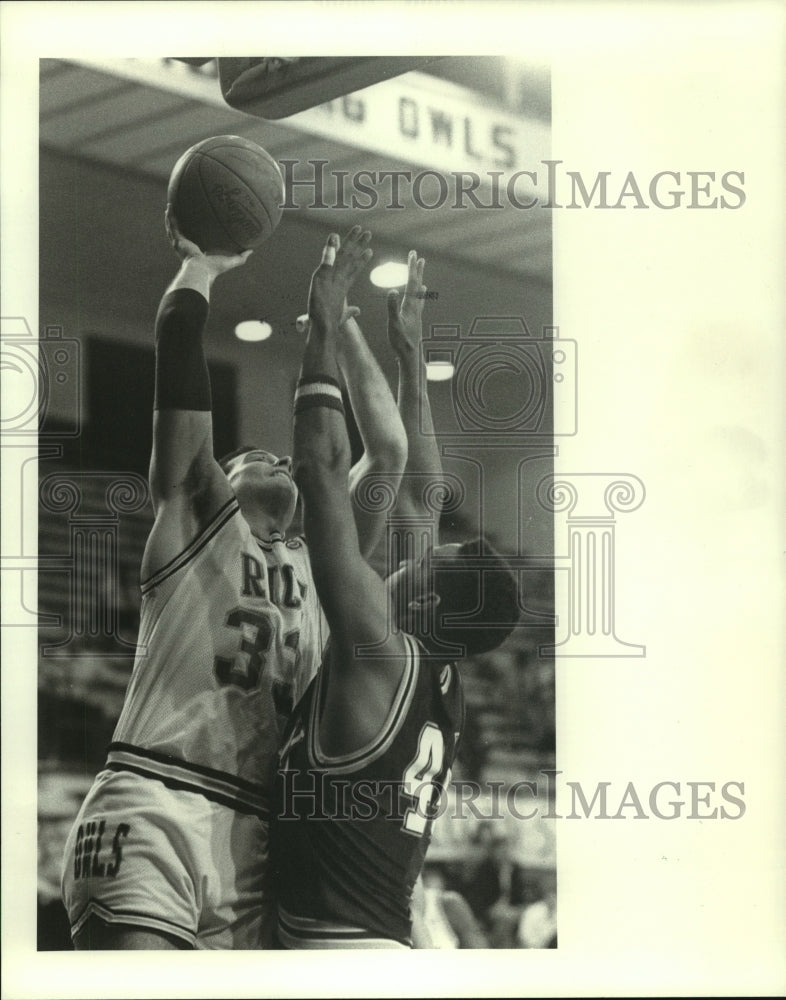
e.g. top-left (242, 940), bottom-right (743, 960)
top-left (272, 632), bottom-right (464, 948)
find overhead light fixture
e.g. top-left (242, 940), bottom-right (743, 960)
top-left (369, 261), bottom-right (408, 288)
top-left (426, 361), bottom-right (455, 382)
top-left (235, 320), bottom-right (273, 342)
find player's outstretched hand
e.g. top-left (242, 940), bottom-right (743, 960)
top-left (296, 299), bottom-right (361, 336)
top-left (165, 206), bottom-right (252, 276)
top-left (387, 250), bottom-right (426, 358)
top-left (309, 226), bottom-right (373, 332)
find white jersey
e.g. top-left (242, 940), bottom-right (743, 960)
top-left (110, 496), bottom-right (327, 820)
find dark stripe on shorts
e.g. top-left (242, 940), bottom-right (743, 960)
top-left (277, 909), bottom-right (409, 949)
top-left (107, 741), bottom-right (265, 795)
top-left (73, 900), bottom-right (195, 946)
top-left (104, 762), bottom-right (270, 820)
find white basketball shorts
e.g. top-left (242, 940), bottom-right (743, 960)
top-left (61, 769), bottom-right (273, 949)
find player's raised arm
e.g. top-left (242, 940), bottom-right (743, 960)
top-left (387, 251), bottom-right (444, 542)
top-left (338, 309), bottom-right (408, 561)
top-left (293, 229), bottom-right (404, 673)
top-left (143, 209), bottom-right (251, 577)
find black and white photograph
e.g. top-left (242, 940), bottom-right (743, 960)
top-left (2, 2), bottom-right (784, 998)
top-left (33, 50), bottom-right (557, 954)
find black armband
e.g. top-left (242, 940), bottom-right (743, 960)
top-left (154, 288), bottom-right (212, 411)
top-left (293, 375), bottom-right (345, 416)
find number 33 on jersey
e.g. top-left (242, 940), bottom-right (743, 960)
top-left (110, 498), bottom-right (327, 815)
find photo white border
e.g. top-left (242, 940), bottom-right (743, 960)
top-left (2, 2), bottom-right (785, 997)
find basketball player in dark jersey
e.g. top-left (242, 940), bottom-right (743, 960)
top-left (272, 228), bottom-right (519, 948)
top-left (61, 213), bottom-right (408, 950)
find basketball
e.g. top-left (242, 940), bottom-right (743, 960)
top-left (167, 135), bottom-right (284, 255)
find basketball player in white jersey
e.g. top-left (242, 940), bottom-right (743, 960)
top-left (60, 212), bottom-right (408, 950)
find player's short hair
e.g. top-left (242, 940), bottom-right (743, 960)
top-left (429, 537), bottom-right (519, 659)
top-left (218, 445), bottom-right (257, 476)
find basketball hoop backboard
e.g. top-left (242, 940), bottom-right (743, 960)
top-left (215, 56), bottom-right (439, 120)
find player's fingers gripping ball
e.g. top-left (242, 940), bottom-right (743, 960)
top-left (167, 135), bottom-right (284, 255)
top-left (164, 205), bottom-right (202, 259)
